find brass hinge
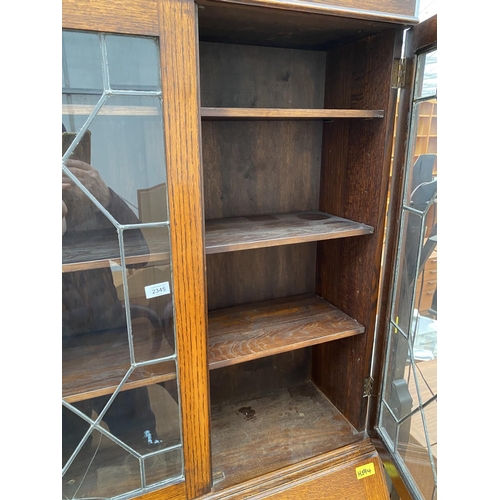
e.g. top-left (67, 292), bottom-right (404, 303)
top-left (391, 58), bottom-right (407, 88)
top-left (363, 376), bottom-right (374, 397)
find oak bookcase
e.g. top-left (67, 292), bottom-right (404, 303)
top-left (61, 0), bottom-right (428, 498)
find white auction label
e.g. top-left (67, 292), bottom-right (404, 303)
top-left (144, 281), bottom-right (171, 299)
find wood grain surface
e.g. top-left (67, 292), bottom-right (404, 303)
top-left (63, 0), bottom-right (159, 35)
top-left (134, 482), bottom-right (186, 500)
top-left (207, 294), bottom-right (365, 369)
top-left (209, 350), bottom-right (311, 406)
top-left (198, 0), bottom-right (412, 51)
top-left (200, 438), bottom-right (388, 499)
top-left (201, 107), bottom-right (384, 119)
top-left (205, 211), bottom-right (373, 254)
top-left (206, 244), bottom-right (317, 311)
top-left (158, 0), bottom-right (211, 496)
top-left (197, 0), bottom-right (417, 53)
top-left (313, 28), bottom-right (401, 431)
top-left (209, 381), bottom-right (364, 491)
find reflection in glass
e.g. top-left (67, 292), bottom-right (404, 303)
top-left (63, 428), bottom-right (142, 499)
top-left (63, 94), bottom-right (166, 224)
top-left (145, 448), bottom-right (183, 486)
top-left (62, 30), bottom-right (182, 498)
top-left (415, 50), bottom-right (437, 100)
top-left (396, 402), bottom-right (437, 500)
top-left (106, 34), bottom-right (160, 91)
top-left (62, 31), bottom-right (103, 92)
top-left (378, 48), bottom-right (437, 500)
top-left (120, 226), bottom-right (175, 361)
top-left (62, 93), bottom-right (101, 143)
top-left (408, 101), bottom-right (438, 184)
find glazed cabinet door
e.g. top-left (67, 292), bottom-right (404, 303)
top-left (61, 1), bottom-right (210, 499)
top-left (373, 14), bottom-right (437, 500)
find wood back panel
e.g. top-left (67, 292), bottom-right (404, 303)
top-left (210, 349), bottom-right (311, 405)
top-left (206, 244), bottom-right (316, 310)
top-left (200, 42), bottom-right (325, 220)
top-left (202, 120), bottom-right (323, 219)
top-left (313, 28), bottom-right (402, 430)
top-left (199, 41), bottom-right (326, 108)
top-left (200, 41), bottom-right (328, 431)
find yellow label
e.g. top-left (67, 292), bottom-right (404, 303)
top-left (355, 463), bottom-right (375, 480)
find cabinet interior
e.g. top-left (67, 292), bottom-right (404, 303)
top-left (198, 4), bottom-right (399, 489)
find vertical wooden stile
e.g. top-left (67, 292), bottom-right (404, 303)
top-left (158, 0), bottom-right (211, 497)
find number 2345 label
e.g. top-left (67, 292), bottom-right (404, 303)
top-left (144, 281), bottom-right (171, 299)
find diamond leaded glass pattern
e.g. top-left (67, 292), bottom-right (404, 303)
top-left (62, 31), bottom-right (183, 499)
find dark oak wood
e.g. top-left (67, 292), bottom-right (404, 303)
top-left (203, 0), bottom-right (417, 20)
top-left (62, 322), bottom-right (176, 403)
top-left (209, 350), bottom-right (311, 406)
top-left (206, 244), bottom-right (316, 311)
top-left (205, 211), bottom-right (373, 254)
top-left (313, 28), bottom-right (402, 431)
top-left (197, 0), bottom-right (417, 52)
top-left (200, 41), bottom-right (326, 109)
top-left (202, 120), bottom-right (323, 219)
top-left (158, 0), bottom-right (211, 496)
top-left (200, 439), bottom-right (388, 499)
top-left (201, 107), bottom-right (384, 119)
top-left (209, 381), bottom-right (366, 491)
top-left (207, 294), bottom-right (364, 369)
top-left (62, 0), bottom-right (418, 497)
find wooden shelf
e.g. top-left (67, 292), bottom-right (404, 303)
top-left (210, 380), bottom-right (364, 490)
top-left (63, 324), bottom-right (176, 403)
top-left (62, 228), bottom-right (170, 273)
top-left (208, 294), bottom-right (365, 370)
top-left (201, 107), bottom-right (384, 120)
top-left (205, 211), bottom-right (373, 254)
top-left (62, 212), bottom-right (371, 271)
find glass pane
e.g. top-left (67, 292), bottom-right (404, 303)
top-left (106, 34), bottom-right (161, 91)
top-left (63, 426), bottom-right (142, 499)
top-left (62, 30), bottom-right (183, 498)
top-left (67, 94), bottom-right (166, 224)
top-left (121, 227), bottom-right (176, 361)
top-left (391, 210), bottom-right (427, 334)
top-left (145, 448), bottom-right (183, 486)
top-left (62, 31), bottom-right (103, 93)
top-left (396, 401), bottom-right (437, 500)
top-left (405, 101), bottom-right (437, 195)
top-left (415, 50), bottom-right (437, 99)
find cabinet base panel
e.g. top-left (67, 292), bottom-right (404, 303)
top-left (210, 381), bottom-right (364, 490)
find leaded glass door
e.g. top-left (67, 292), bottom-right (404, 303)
top-left (61, 30), bottom-right (185, 498)
top-left (61, 1), bottom-right (211, 496)
top-left (375, 14), bottom-right (437, 500)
